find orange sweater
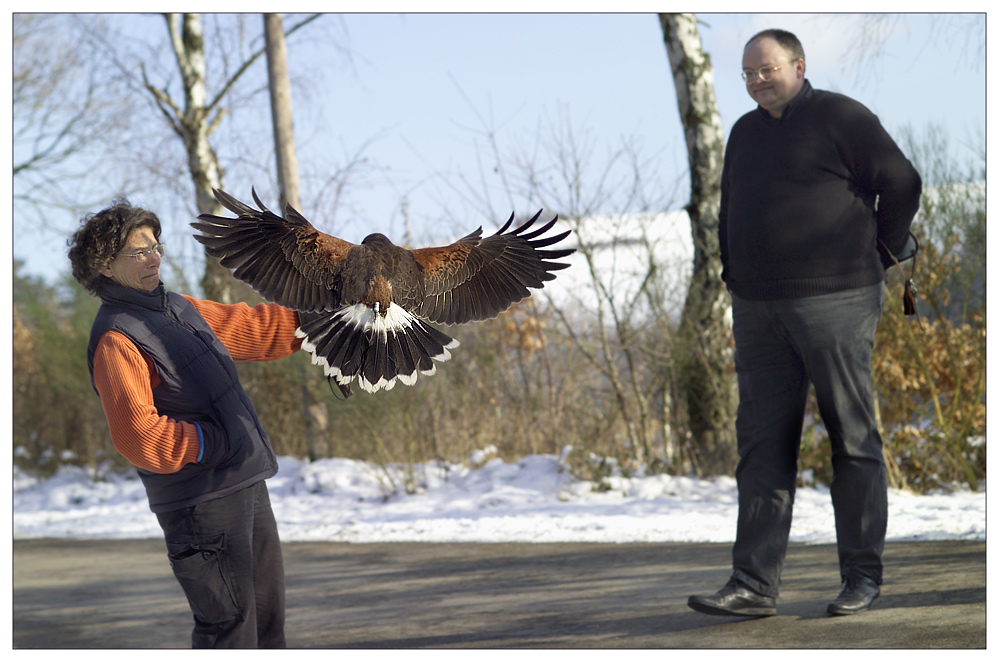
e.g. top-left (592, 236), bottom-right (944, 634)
top-left (92, 296), bottom-right (302, 474)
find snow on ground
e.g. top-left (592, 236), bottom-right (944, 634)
top-left (12, 451), bottom-right (986, 544)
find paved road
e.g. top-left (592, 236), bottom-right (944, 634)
top-left (12, 539), bottom-right (985, 648)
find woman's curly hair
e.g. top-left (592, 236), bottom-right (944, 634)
top-left (68, 199), bottom-right (162, 295)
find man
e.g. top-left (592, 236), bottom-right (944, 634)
top-left (687, 29), bottom-right (921, 618)
top-left (69, 201), bottom-right (298, 646)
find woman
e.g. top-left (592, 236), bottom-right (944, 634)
top-left (69, 199), bottom-right (300, 648)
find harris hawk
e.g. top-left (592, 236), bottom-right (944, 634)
top-left (192, 188), bottom-right (574, 396)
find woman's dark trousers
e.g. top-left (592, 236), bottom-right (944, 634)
top-left (156, 480), bottom-right (286, 648)
top-left (729, 283), bottom-right (888, 598)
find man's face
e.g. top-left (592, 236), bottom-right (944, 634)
top-left (742, 37), bottom-right (805, 118)
top-left (101, 225), bottom-right (162, 292)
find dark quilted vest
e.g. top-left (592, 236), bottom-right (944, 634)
top-left (87, 281), bottom-right (277, 512)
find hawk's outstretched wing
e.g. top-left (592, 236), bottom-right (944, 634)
top-left (410, 210), bottom-right (573, 325)
top-left (192, 188), bottom-right (354, 312)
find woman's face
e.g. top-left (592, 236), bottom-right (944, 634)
top-left (100, 225), bottom-right (162, 292)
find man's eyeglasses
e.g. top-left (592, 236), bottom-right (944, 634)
top-left (119, 243), bottom-right (165, 262)
top-left (741, 64), bottom-right (785, 82)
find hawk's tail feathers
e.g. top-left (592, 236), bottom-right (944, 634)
top-left (296, 305), bottom-right (459, 394)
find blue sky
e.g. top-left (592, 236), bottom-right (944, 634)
top-left (308, 13), bottom-right (985, 225)
top-left (10, 11), bottom-right (988, 287)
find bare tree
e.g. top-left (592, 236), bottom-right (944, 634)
top-left (13, 15), bottom-right (138, 223)
top-left (429, 91), bottom-right (690, 471)
top-left (264, 13), bottom-right (302, 210)
top-left (659, 13), bottom-right (738, 475)
top-left (140, 13), bottom-right (318, 301)
top-left (263, 12), bottom-right (330, 450)
top-left (842, 14), bottom-right (985, 84)
top-left (141, 13), bottom-right (239, 301)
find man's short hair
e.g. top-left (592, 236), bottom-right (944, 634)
top-left (746, 28), bottom-right (806, 65)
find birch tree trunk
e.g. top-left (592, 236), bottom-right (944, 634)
top-left (659, 13), bottom-right (738, 475)
top-left (152, 13), bottom-right (319, 300)
top-left (160, 13), bottom-right (233, 302)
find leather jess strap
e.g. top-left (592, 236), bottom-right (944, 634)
top-left (880, 234), bottom-right (919, 319)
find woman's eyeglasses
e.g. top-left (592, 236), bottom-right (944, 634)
top-left (119, 244), bottom-right (165, 262)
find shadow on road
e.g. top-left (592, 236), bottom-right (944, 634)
top-left (13, 539), bottom-right (985, 648)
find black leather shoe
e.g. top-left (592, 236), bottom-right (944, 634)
top-left (688, 579), bottom-right (776, 617)
top-left (827, 576), bottom-right (880, 616)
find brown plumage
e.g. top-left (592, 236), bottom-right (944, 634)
top-left (192, 188), bottom-right (574, 395)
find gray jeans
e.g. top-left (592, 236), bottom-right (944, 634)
top-left (729, 282), bottom-right (887, 598)
top-left (156, 481), bottom-right (286, 648)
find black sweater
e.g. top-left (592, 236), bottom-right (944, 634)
top-left (719, 80), bottom-right (922, 300)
